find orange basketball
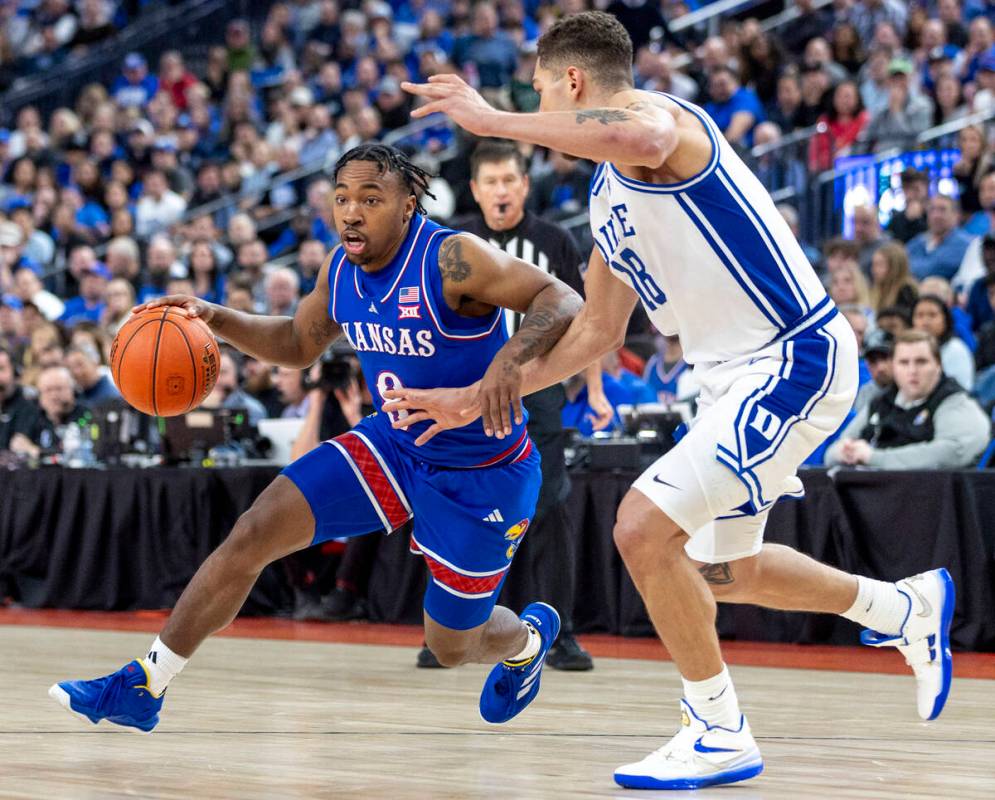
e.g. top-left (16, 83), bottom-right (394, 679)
top-left (110, 307), bottom-right (220, 417)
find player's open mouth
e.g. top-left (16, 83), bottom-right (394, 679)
top-left (342, 231), bottom-right (366, 255)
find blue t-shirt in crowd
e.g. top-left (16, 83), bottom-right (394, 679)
top-left (80, 374), bottom-right (121, 407)
top-left (704, 87), bottom-right (765, 146)
top-left (962, 212), bottom-right (991, 237)
top-left (452, 33), bottom-right (518, 88)
top-left (562, 371), bottom-right (655, 437)
top-left (906, 229), bottom-right (973, 281)
top-left (111, 74), bottom-right (159, 107)
top-left (60, 297), bottom-right (105, 326)
top-left (967, 276), bottom-right (995, 330)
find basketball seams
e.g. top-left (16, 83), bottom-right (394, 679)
top-left (149, 309), bottom-right (171, 417)
top-left (112, 318), bottom-right (159, 393)
top-left (163, 318), bottom-right (199, 413)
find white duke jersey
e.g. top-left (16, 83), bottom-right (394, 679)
top-left (588, 93), bottom-right (830, 364)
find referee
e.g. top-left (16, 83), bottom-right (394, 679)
top-left (417, 140), bottom-right (609, 671)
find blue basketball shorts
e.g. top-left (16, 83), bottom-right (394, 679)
top-left (281, 413), bottom-right (541, 630)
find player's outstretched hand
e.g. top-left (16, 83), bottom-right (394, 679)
top-left (382, 384), bottom-right (482, 446)
top-left (400, 74), bottom-right (496, 136)
top-left (134, 295), bottom-right (217, 324)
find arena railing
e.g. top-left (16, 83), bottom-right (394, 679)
top-left (0, 0), bottom-right (268, 126)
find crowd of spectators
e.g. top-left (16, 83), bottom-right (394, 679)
top-left (1, 0), bottom-right (995, 472)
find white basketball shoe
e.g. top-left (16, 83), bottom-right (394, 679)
top-left (613, 699), bottom-right (764, 790)
top-left (861, 568), bottom-right (955, 721)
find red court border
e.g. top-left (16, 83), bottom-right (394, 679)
top-left (2, 608), bottom-right (992, 679)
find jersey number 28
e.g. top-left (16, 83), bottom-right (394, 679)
top-left (611, 248), bottom-right (666, 310)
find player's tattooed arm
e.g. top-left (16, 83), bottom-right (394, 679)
top-left (575, 109), bottom-right (631, 125)
top-left (438, 236), bottom-right (472, 283)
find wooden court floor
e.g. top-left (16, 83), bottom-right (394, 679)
top-left (1, 622), bottom-right (993, 799)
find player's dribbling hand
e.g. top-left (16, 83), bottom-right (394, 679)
top-left (134, 295), bottom-right (217, 324)
top-left (400, 74), bottom-right (496, 136)
top-left (382, 384), bottom-right (482, 446)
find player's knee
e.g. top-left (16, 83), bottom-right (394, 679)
top-left (613, 511), bottom-right (685, 568)
top-left (223, 510), bottom-right (276, 573)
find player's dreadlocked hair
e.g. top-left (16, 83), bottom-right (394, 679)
top-left (333, 144), bottom-right (436, 215)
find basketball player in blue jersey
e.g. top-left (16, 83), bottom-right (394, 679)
top-left (394, 12), bottom-right (957, 790)
top-left (49, 145), bottom-right (584, 732)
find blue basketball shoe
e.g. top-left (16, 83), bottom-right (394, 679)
top-left (861, 568), bottom-right (955, 721)
top-left (479, 602), bottom-right (560, 724)
top-left (48, 660), bottom-right (163, 734)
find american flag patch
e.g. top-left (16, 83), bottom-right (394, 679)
top-left (398, 286), bottom-right (420, 304)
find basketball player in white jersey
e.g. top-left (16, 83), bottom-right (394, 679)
top-left (394, 11), bottom-right (956, 790)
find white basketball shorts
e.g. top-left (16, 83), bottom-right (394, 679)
top-left (632, 312), bottom-right (858, 563)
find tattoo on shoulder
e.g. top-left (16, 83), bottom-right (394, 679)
top-left (575, 109), bottom-right (630, 125)
top-left (625, 100), bottom-right (653, 113)
top-left (308, 317), bottom-right (337, 346)
top-left (438, 236), bottom-right (472, 284)
top-left (698, 562), bottom-right (734, 585)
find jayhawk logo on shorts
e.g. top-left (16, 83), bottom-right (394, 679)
top-left (504, 518), bottom-right (530, 559)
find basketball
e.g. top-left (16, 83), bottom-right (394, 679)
top-left (110, 306), bottom-right (220, 417)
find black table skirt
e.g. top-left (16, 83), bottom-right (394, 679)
top-left (1, 466), bottom-right (993, 651)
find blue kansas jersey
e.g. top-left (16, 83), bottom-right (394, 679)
top-left (328, 214), bottom-right (531, 468)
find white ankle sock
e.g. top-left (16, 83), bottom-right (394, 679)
top-left (143, 636), bottom-right (188, 697)
top-left (682, 665), bottom-right (742, 730)
top-left (841, 576), bottom-right (910, 636)
top-left (504, 622), bottom-right (541, 666)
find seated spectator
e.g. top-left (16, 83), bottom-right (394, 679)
top-left (200, 348), bottom-right (267, 426)
top-left (242, 358), bottom-right (283, 418)
top-left (822, 237), bottom-right (861, 277)
top-left (767, 71), bottom-right (803, 133)
top-left (753, 123), bottom-right (807, 200)
top-left (297, 238), bottom-right (327, 295)
top-left (912, 294), bottom-right (975, 389)
top-left (974, 274), bottom-right (995, 372)
top-left (9, 202), bottom-right (54, 267)
top-left (60, 261), bottom-right (109, 326)
top-left (906, 195), bottom-right (972, 282)
top-left (869, 242), bottom-right (917, 316)
top-left (825, 331), bottom-right (990, 469)
top-left (951, 125), bottom-right (991, 218)
top-left (452, 4), bottom-right (518, 92)
top-left (187, 241), bottom-right (225, 304)
top-left (829, 258), bottom-right (873, 319)
top-left (809, 80), bottom-right (868, 172)
top-left (531, 150), bottom-right (594, 219)
top-left (885, 168), bottom-right (928, 244)
top-left (273, 367), bottom-right (310, 419)
top-left (111, 53), bottom-right (159, 108)
top-left (264, 267), bottom-right (300, 316)
top-left (861, 58), bottom-right (933, 153)
top-left (65, 342), bottom-right (119, 407)
top-left (643, 333), bottom-right (696, 403)
top-left (778, 204), bottom-right (821, 267)
top-left (962, 233), bottom-right (995, 331)
top-left (563, 351), bottom-right (654, 437)
top-left (135, 170), bottom-right (188, 238)
top-left (100, 278), bottom-right (135, 337)
top-left (876, 305), bottom-right (913, 337)
top-left (918, 275), bottom-right (977, 351)
top-left (0, 345), bottom-right (39, 451)
top-left (850, 204), bottom-right (890, 275)
top-left (954, 173), bottom-right (995, 294)
top-left (19, 364), bottom-right (91, 457)
top-left (104, 236), bottom-right (141, 288)
top-left (138, 235), bottom-right (185, 304)
top-left (12, 264), bottom-right (64, 321)
top-left (855, 329), bottom-right (895, 413)
top-left (703, 65), bottom-right (765, 148)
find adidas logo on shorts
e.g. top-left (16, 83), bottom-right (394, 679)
top-left (482, 509), bottom-right (504, 522)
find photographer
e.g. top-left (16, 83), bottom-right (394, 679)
top-left (290, 351), bottom-right (363, 460)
